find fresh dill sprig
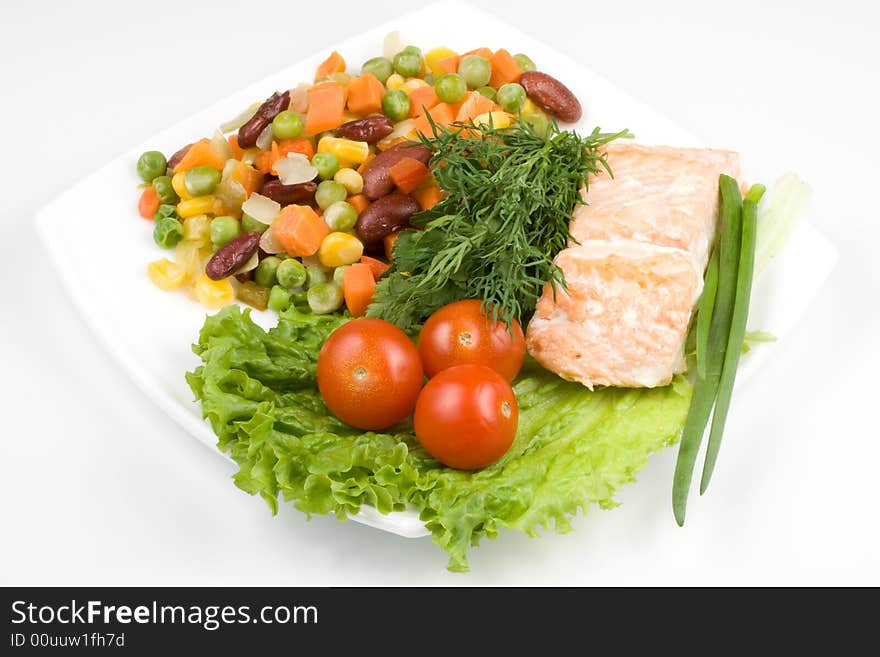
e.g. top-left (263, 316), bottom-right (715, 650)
top-left (367, 117), bottom-right (632, 331)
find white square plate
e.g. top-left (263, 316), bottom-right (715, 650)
top-left (35, 1), bottom-right (837, 539)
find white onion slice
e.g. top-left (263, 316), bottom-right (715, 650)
top-left (220, 158), bottom-right (238, 181)
top-left (377, 119), bottom-right (415, 150)
top-left (275, 154), bottom-right (318, 186)
top-left (211, 129), bottom-right (233, 162)
top-left (383, 31), bottom-right (404, 60)
top-left (219, 105), bottom-right (258, 134)
top-left (241, 193), bottom-right (280, 225)
top-left (288, 84), bottom-right (309, 113)
top-left (255, 123), bottom-right (274, 151)
top-left (231, 250), bottom-right (260, 275)
top-left (259, 223), bottom-right (286, 254)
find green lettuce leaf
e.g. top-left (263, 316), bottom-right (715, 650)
top-left (187, 306), bottom-right (692, 571)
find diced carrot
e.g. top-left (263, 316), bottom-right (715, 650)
top-left (462, 47), bottom-right (494, 60)
top-left (342, 263), bottom-right (377, 317)
top-left (253, 150), bottom-right (274, 175)
top-left (347, 73), bottom-right (385, 116)
top-left (413, 185), bottom-right (443, 211)
top-left (230, 161), bottom-right (263, 198)
top-left (305, 82), bottom-right (348, 136)
top-left (413, 103), bottom-right (455, 137)
top-left (454, 91), bottom-right (499, 122)
top-left (360, 255), bottom-right (390, 280)
top-left (138, 186), bottom-right (160, 219)
top-left (315, 51), bottom-right (346, 79)
top-left (383, 232), bottom-right (401, 260)
top-left (435, 55), bottom-right (460, 74)
top-left (276, 137), bottom-right (315, 160)
top-left (347, 193), bottom-right (370, 214)
top-left (489, 48), bottom-right (522, 87)
top-left (388, 158), bottom-right (430, 194)
top-left (273, 205), bottom-right (329, 257)
top-left (228, 134), bottom-right (244, 160)
top-left (407, 85), bottom-right (439, 118)
top-left (356, 154), bottom-right (375, 175)
top-left (172, 138), bottom-right (225, 173)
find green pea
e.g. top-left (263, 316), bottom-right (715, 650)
top-left (315, 180), bottom-right (347, 210)
top-left (307, 282), bottom-right (344, 314)
top-left (458, 55), bottom-right (491, 89)
top-left (524, 112), bottom-right (550, 139)
top-left (496, 83), bottom-right (527, 112)
top-left (254, 256), bottom-right (282, 288)
top-left (153, 216), bottom-right (184, 249)
top-left (268, 285), bottom-right (292, 313)
top-left (382, 89), bottom-right (410, 122)
top-left (152, 175), bottom-right (179, 205)
top-left (137, 150), bottom-right (167, 183)
top-left (434, 73), bottom-right (467, 104)
top-left (476, 86), bottom-right (497, 101)
top-left (184, 165), bottom-right (221, 197)
top-left (306, 265), bottom-right (328, 288)
top-left (312, 152), bottom-right (340, 181)
top-left (153, 204), bottom-right (178, 221)
top-left (392, 48), bottom-right (422, 77)
top-left (361, 56), bottom-right (394, 84)
top-left (333, 265), bottom-right (350, 286)
top-left (323, 201), bottom-right (358, 232)
top-left (210, 216), bottom-right (240, 249)
top-left (272, 110), bottom-right (303, 140)
top-left (241, 212), bottom-right (267, 234)
top-left (276, 258), bottom-right (307, 289)
top-left (513, 53), bottom-right (536, 73)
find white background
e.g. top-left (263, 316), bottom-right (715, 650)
top-left (1, 0), bottom-right (878, 586)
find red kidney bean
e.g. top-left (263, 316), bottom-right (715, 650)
top-left (258, 180), bottom-right (317, 205)
top-left (333, 116), bottom-right (394, 144)
top-left (237, 91), bottom-right (290, 148)
top-left (519, 71), bottom-right (582, 123)
top-left (206, 232), bottom-right (261, 280)
top-left (361, 141), bottom-right (432, 200)
top-left (355, 193), bottom-right (421, 245)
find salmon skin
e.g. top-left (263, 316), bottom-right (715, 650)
top-left (526, 143), bottom-right (741, 389)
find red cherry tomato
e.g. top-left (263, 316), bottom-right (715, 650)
top-left (414, 364), bottom-right (518, 470)
top-left (317, 318), bottom-right (424, 430)
top-left (417, 300), bottom-right (526, 381)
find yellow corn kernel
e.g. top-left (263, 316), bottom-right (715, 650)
top-left (177, 196), bottom-right (215, 219)
top-left (520, 98), bottom-right (548, 120)
top-left (171, 171), bottom-right (191, 200)
top-left (472, 111), bottom-right (513, 129)
top-left (401, 78), bottom-right (429, 95)
top-left (386, 73), bottom-right (405, 90)
top-left (193, 274), bottom-right (234, 308)
top-left (147, 258), bottom-right (187, 291)
top-left (183, 214), bottom-right (211, 245)
top-left (425, 47), bottom-right (458, 76)
top-left (317, 136), bottom-right (370, 168)
top-left (333, 168), bottom-right (364, 195)
top-left (318, 232), bottom-right (364, 268)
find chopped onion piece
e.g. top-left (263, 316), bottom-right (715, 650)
top-left (256, 123), bottom-right (274, 151)
top-left (288, 84), bottom-right (309, 114)
top-left (377, 119), bottom-right (416, 151)
top-left (221, 158), bottom-right (238, 181)
top-left (259, 223), bottom-right (286, 254)
top-left (232, 250), bottom-right (260, 275)
top-left (241, 193), bottom-right (280, 225)
top-left (214, 178), bottom-right (246, 214)
top-left (211, 129), bottom-right (233, 162)
top-left (241, 149), bottom-right (257, 165)
top-left (275, 153), bottom-right (318, 186)
top-left (219, 104), bottom-right (258, 134)
top-left (383, 31), bottom-right (404, 60)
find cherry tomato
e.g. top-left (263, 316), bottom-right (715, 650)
top-left (317, 318), bottom-right (424, 430)
top-left (414, 364), bottom-right (518, 470)
top-left (418, 300), bottom-right (526, 381)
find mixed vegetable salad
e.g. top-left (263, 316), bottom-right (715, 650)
top-left (133, 34), bottom-right (796, 571)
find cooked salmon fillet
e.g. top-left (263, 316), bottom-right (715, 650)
top-left (526, 143), bottom-right (740, 389)
top-left (570, 143), bottom-right (740, 270)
